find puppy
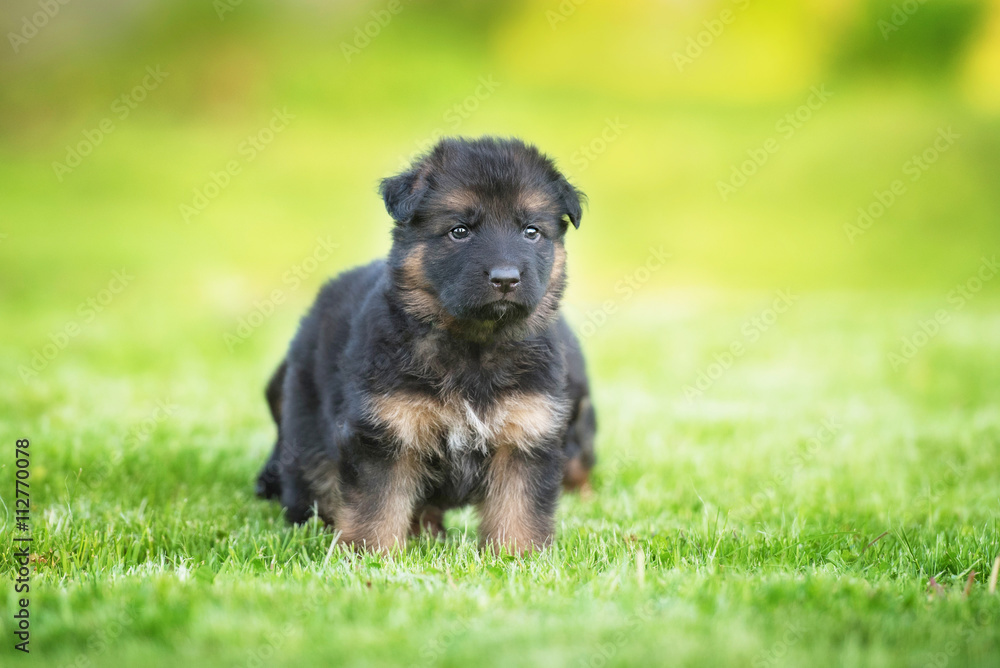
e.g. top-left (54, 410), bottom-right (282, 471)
top-left (255, 136), bottom-right (596, 554)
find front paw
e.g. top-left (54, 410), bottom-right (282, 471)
top-left (481, 531), bottom-right (551, 556)
top-left (478, 448), bottom-right (558, 555)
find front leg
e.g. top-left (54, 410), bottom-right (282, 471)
top-left (336, 449), bottom-right (423, 553)
top-left (478, 445), bottom-right (562, 555)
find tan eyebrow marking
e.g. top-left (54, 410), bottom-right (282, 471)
top-left (438, 189), bottom-right (477, 209)
top-left (518, 189), bottom-right (552, 211)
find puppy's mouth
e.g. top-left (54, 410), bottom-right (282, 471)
top-left (468, 299), bottom-right (531, 323)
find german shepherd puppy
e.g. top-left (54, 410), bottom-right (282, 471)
top-left (255, 136), bottom-right (596, 554)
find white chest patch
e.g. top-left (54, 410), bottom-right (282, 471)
top-left (366, 391), bottom-right (569, 455)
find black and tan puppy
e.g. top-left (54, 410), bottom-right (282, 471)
top-left (255, 136), bottom-right (596, 554)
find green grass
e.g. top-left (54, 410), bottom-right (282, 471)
top-left (3, 292), bottom-right (999, 667)
top-left (2, 4), bottom-right (1000, 661)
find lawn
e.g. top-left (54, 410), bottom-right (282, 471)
top-left (3, 289), bottom-right (999, 667)
top-left (2, 2), bottom-right (1000, 662)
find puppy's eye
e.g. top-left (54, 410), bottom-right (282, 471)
top-left (449, 226), bottom-right (470, 241)
top-left (523, 225), bottom-right (541, 241)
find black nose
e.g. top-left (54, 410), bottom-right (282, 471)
top-left (489, 266), bottom-right (520, 293)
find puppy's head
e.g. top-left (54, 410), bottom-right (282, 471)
top-left (382, 137), bottom-right (584, 342)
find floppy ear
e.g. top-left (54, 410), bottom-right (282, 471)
top-left (554, 175), bottom-right (584, 229)
top-left (379, 164), bottom-right (430, 224)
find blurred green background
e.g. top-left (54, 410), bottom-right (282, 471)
top-left (3, 0), bottom-right (1000, 359)
top-left (3, 3), bottom-right (1000, 665)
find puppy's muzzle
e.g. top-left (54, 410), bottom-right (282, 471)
top-left (489, 266), bottom-right (520, 294)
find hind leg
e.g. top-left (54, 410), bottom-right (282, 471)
top-left (409, 504), bottom-right (446, 539)
top-left (562, 396), bottom-right (596, 492)
top-left (336, 451), bottom-right (422, 552)
top-left (256, 360), bottom-right (288, 500)
top-left (256, 446), bottom-right (283, 499)
top-left (278, 466), bottom-right (317, 524)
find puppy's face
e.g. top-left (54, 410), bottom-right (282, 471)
top-left (383, 138), bottom-right (583, 341)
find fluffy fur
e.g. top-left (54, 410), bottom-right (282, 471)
top-left (255, 136), bottom-right (596, 554)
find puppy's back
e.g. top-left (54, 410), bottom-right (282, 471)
top-left (287, 260), bottom-right (389, 368)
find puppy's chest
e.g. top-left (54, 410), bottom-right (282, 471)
top-left (365, 390), bottom-right (567, 456)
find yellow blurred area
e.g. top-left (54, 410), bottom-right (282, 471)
top-left (963, 0), bottom-right (1000, 109)
top-left (1, 0), bottom-right (998, 346)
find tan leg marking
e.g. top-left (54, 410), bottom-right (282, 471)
top-left (336, 453), bottom-right (423, 553)
top-left (562, 456), bottom-right (592, 493)
top-left (303, 456), bottom-right (341, 526)
top-left (478, 447), bottom-right (551, 555)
